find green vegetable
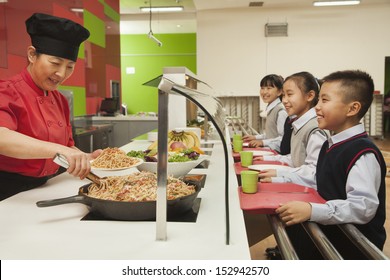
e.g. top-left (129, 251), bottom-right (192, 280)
top-left (168, 154), bottom-right (192, 162)
top-left (127, 149), bottom-right (200, 163)
top-left (168, 149), bottom-right (200, 162)
top-left (187, 119), bottom-right (204, 126)
top-left (126, 150), bottom-right (146, 159)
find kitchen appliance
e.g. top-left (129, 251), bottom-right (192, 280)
top-left (121, 103), bottom-right (128, 115)
top-left (99, 97), bottom-right (120, 116)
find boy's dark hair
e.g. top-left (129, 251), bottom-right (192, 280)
top-left (284, 71), bottom-right (320, 107)
top-left (322, 70), bottom-right (374, 119)
top-left (260, 74), bottom-right (284, 90)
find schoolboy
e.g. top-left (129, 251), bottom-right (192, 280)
top-left (276, 70), bottom-right (387, 259)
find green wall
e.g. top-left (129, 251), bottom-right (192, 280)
top-left (59, 85), bottom-right (86, 116)
top-left (120, 33), bottom-right (197, 114)
top-left (84, 10), bottom-right (106, 48)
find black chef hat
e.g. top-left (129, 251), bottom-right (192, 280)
top-left (25, 13), bottom-right (90, 62)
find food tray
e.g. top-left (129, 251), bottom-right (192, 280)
top-left (238, 183), bottom-right (326, 214)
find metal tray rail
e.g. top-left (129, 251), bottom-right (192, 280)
top-left (302, 222), bottom-right (343, 260)
top-left (267, 214), bottom-right (299, 260)
top-left (338, 224), bottom-right (389, 260)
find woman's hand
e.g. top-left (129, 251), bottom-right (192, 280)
top-left (89, 149), bottom-right (103, 161)
top-left (58, 147), bottom-right (102, 180)
top-left (275, 201), bottom-right (312, 226)
top-left (63, 150), bottom-right (91, 180)
top-left (55, 148), bottom-right (104, 180)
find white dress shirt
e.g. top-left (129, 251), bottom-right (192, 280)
top-left (310, 123), bottom-right (381, 225)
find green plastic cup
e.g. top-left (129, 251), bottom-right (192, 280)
top-left (241, 170), bottom-right (259, 194)
top-left (233, 134), bottom-right (242, 141)
top-left (240, 151), bottom-right (253, 167)
top-left (233, 140), bottom-right (243, 152)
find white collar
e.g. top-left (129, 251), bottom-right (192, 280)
top-left (328, 123), bottom-right (365, 146)
top-left (292, 107), bottom-right (317, 131)
top-left (266, 99), bottom-right (282, 114)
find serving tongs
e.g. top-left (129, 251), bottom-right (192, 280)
top-left (53, 153), bottom-right (103, 185)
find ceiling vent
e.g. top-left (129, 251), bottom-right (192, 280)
top-left (265, 23), bottom-right (288, 37)
top-left (249, 1), bottom-right (264, 7)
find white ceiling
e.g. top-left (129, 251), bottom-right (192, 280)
top-left (119, 0), bottom-right (390, 34)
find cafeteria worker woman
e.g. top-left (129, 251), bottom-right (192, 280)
top-left (0, 13), bottom-right (102, 201)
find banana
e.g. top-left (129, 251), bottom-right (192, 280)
top-left (147, 148), bottom-right (157, 156)
top-left (148, 140), bottom-right (158, 150)
top-left (185, 134), bottom-right (194, 148)
top-left (185, 131), bottom-right (200, 147)
top-left (149, 130), bottom-right (201, 151)
top-left (170, 130), bottom-right (184, 140)
top-left (192, 132), bottom-right (201, 147)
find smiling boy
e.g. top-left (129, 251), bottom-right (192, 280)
top-left (276, 70), bottom-right (387, 259)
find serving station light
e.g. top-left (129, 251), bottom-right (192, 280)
top-left (140, 6), bottom-right (184, 12)
top-left (313, 0), bottom-right (360, 6)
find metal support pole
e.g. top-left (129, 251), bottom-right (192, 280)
top-left (302, 222), bottom-right (343, 260)
top-left (267, 215), bottom-right (299, 260)
top-left (338, 224), bottom-right (389, 260)
top-left (203, 115), bottom-right (209, 142)
top-left (156, 88), bottom-right (169, 241)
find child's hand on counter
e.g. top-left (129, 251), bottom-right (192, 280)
top-left (275, 201), bottom-right (312, 226)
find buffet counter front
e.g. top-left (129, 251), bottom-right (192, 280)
top-left (0, 140), bottom-right (250, 260)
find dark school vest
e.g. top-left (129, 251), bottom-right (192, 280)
top-left (279, 117), bottom-right (295, 155)
top-left (316, 132), bottom-right (386, 250)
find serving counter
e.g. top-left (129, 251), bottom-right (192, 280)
top-left (0, 140), bottom-right (251, 260)
top-left (92, 115), bottom-right (158, 147)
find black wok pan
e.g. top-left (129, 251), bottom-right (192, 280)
top-left (36, 178), bottom-right (202, 221)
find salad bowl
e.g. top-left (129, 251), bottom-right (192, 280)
top-left (127, 149), bottom-right (208, 178)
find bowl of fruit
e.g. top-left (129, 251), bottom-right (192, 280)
top-left (127, 141), bottom-right (207, 178)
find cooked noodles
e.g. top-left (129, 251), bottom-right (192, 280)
top-left (87, 171), bottom-right (196, 202)
top-left (91, 147), bottom-right (140, 169)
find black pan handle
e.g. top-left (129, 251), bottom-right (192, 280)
top-left (36, 195), bottom-right (88, 207)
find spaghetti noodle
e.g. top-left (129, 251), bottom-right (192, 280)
top-left (91, 147), bottom-right (141, 169)
top-left (87, 171), bottom-right (196, 202)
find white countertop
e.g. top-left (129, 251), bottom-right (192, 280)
top-left (0, 140), bottom-right (250, 260)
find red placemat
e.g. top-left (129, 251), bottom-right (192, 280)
top-left (238, 183), bottom-right (326, 214)
top-left (233, 160), bottom-right (285, 175)
top-left (232, 147), bottom-right (277, 162)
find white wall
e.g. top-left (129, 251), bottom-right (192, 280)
top-left (197, 4), bottom-right (390, 98)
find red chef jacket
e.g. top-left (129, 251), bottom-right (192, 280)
top-left (0, 67), bottom-right (75, 177)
